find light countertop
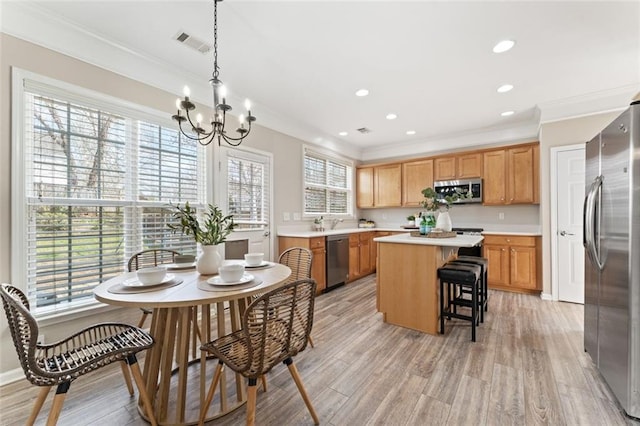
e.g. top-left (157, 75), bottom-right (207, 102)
top-left (373, 233), bottom-right (483, 248)
top-left (277, 227), bottom-right (411, 238)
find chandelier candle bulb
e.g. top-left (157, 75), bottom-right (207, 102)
top-left (183, 86), bottom-right (190, 97)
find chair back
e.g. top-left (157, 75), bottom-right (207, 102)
top-left (242, 279), bottom-right (316, 377)
top-left (0, 284), bottom-right (42, 385)
top-left (127, 249), bottom-right (180, 272)
top-left (278, 247), bottom-right (313, 282)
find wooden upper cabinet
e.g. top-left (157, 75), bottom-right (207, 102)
top-left (507, 145), bottom-right (535, 204)
top-left (483, 150), bottom-right (507, 204)
top-left (402, 159), bottom-right (433, 207)
top-left (373, 164), bottom-right (402, 207)
top-left (434, 157), bottom-right (456, 180)
top-left (482, 143), bottom-right (539, 205)
top-left (356, 167), bottom-right (374, 208)
top-left (434, 153), bottom-right (482, 181)
top-left (457, 153), bottom-right (483, 178)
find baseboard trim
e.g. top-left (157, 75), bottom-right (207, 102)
top-left (0, 367), bottom-right (25, 387)
top-left (540, 292), bottom-right (554, 301)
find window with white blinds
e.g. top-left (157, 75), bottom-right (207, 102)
top-left (226, 150), bottom-right (270, 229)
top-left (16, 74), bottom-right (205, 314)
top-left (303, 149), bottom-right (352, 216)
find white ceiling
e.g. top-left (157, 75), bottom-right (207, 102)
top-left (2, 1), bottom-right (639, 161)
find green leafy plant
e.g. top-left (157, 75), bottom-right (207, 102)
top-left (406, 214), bottom-right (415, 221)
top-left (168, 202), bottom-right (237, 245)
top-left (313, 216), bottom-right (324, 225)
top-left (421, 187), bottom-right (472, 211)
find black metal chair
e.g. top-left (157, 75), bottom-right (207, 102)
top-left (0, 283), bottom-right (157, 425)
top-left (198, 279), bottom-right (319, 426)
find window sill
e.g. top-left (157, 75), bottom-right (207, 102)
top-left (35, 300), bottom-right (122, 328)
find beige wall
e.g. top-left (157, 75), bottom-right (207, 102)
top-left (538, 111), bottom-right (622, 296)
top-left (0, 34), bottom-right (311, 378)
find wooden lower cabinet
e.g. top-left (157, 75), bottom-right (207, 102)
top-left (278, 236), bottom-right (326, 293)
top-left (482, 234), bottom-right (540, 293)
top-left (348, 232), bottom-right (374, 282)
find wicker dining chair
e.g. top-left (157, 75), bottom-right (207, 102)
top-left (198, 279), bottom-right (319, 426)
top-left (0, 283), bottom-right (157, 426)
top-left (278, 247), bottom-right (315, 348)
top-left (127, 249), bottom-right (180, 328)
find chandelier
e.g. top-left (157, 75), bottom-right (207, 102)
top-left (172, 0), bottom-right (255, 146)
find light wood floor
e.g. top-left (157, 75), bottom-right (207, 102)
top-left (1, 274), bottom-right (638, 425)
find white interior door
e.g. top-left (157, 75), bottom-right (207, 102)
top-left (555, 147), bottom-right (585, 303)
top-left (219, 147), bottom-right (273, 260)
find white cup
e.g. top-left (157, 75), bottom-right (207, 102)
top-left (244, 253), bottom-right (264, 267)
top-left (219, 264), bottom-right (245, 282)
top-left (137, 266), bottom-right (167, 285)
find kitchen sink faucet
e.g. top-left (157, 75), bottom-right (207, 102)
top-left (330, 218), bottom-right (343, 230)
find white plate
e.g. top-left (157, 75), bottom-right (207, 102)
top-left (123, 274), bottom-right (176, 288)
top-left (243, 260), bottom-right (270, 268)
top-left (166, 262), bottom-right (196, 270)
top-left (207, 273), bottom-right (254, 286)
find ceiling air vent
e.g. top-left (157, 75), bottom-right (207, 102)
top-left (174, 31), bottom-right (212, 54)
top-left (356, 127), bottom-right (372, 134)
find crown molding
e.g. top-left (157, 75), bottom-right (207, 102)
top-left (538, 84), bottom-right (639, 124)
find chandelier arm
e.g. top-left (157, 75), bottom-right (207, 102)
top-left (177, 120), bottom-right (216, 144)
top-left (219, 123), bottom-right (253, 142)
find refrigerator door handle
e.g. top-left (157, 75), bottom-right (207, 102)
top-left (584, 176), bottom-right (604, 270)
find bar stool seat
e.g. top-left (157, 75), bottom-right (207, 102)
top-left (438, 263), bottom-right (482, 342)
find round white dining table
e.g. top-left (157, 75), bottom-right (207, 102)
top-left (94, 262), bottom-right (292, 425)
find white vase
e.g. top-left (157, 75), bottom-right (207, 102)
top-left (197, 244), bottom-right (222, 275)
top-left (436, 211), bottom-right (453, 232)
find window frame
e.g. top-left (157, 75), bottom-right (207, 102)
top-left (11, 67), bottom-right (208, 319)
top-left (302, 146), bottom-right (354, 218)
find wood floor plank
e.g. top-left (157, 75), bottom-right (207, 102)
top-left (0, 274), bottom-right (634, 426)
top-left (488, 363), bottom-right (525, 425)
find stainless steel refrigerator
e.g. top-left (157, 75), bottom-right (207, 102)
top-left (583, 100), bottom-right (639, 419)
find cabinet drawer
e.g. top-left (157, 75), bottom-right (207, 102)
top-left (309, 237), bottom-right (325, 249)
top-left (483, 235), bottom-right (536, 247)
top-left (359, 232), bottom-right (372, 242)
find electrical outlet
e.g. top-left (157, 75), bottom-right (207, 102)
top-left (498, 212), bottom-right (505, 220)
top-left (293, 212), bottom-right (301, 221)
top-left (283, 212), bottom-right (290, 221)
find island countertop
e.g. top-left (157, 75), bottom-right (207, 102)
top-left (373, 232), bottom-right (483, 247)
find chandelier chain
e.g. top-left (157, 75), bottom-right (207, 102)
top-left (213, 0), bottom-right (219, 79)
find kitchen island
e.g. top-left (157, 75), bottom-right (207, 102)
top-left (373, 233), bottom-right (483, 334)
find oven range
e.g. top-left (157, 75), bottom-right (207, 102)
top-left (452, 227), bottom-right (484, 256)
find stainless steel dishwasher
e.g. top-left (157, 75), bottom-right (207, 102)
top-left (325, 234), bottom-right (349, 291)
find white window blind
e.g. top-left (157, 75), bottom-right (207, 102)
top-left (227, 150), bottom-right (270, 229)
top-left (303, 149), bottom-right (352, 215)
top-left (19, 78), bottom-right (205, 313)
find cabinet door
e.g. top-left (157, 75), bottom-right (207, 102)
top-left (510, 246), bottom-right (537, 289)
top-left (402, 159), bottom-right (433, 207)
top-left (356, 167), bottom-right (374, 208)
top-left (348, 234), bottom-right (360, 281)
top-left (508, 146), bottom-right (535, 204)
top-left (311, 247), bottom-right (326, 292)
top-left (434, 157), bottom-right (456, 181)
top-left (483, 150), bottom-right (507, 204)
top-left (368, 232), bottom-right (377, 272)
top-left (359, 233), bottom-right (372, 275)
top-left (483, 244), bottom-right (510, 287)
top-left (374, 164), bottom-right (402, 207)
top-left (457, 153), bottom-right (482, 178)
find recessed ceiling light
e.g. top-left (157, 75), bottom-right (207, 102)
top-left (406, 130), bottom-right (416, 135)
top-left (493, 40), bottom-right (515, 53)
top-left (386, 113), bottom-right (397, 120)
top-left (355, 89), bottom-right (369, 97)
top-left (501, 111), bottom-right (515, 117)
top-left (497, 84), bottom-right (514, 93)
top-left (338, 131), bottom-right (348, 136)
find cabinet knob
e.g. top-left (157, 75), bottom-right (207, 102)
top-left (501, 248), bottom-right (505, 252)
top-left (501, 197), bottom-right (504, 201)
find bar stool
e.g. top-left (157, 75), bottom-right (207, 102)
top-left (438, 262), bottom-right (482, 342)
top-left (455, 255), bottom-right (489, 315)
top-left (447, 258), bottom-right (488, 323)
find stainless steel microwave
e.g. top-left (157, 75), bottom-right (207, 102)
top-left (433, 178), bottom-right (482, 204)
